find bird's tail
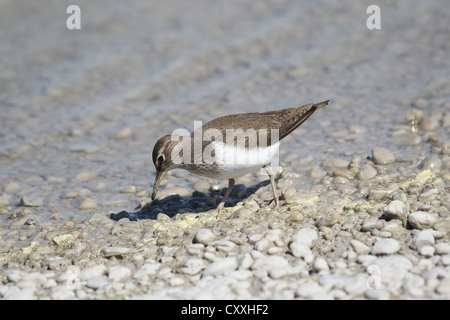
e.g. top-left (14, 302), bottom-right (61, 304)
top-left (314, 100), bottom-right (330, 109)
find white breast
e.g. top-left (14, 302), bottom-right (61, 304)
top-left (203, 141), bottom-right (280, 179)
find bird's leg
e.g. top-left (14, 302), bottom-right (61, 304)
top-left (263, 165), bottom-right (279, 209)
top-left (216, 178), bottom-right (235, 215)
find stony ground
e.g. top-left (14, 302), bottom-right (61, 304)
top-left (1, 111), bottom-right (450, 299)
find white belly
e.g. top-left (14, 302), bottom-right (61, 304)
top-left (203, 141), bottom-right (280, 179)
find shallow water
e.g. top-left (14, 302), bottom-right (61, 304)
top-left (1, 0), bottom-right (449, 228)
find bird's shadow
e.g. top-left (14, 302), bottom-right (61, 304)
top-left (110, 179), bottom-right (274, 221)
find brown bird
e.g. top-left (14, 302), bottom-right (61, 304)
top-left (151, 100), bottom-right (329, 213)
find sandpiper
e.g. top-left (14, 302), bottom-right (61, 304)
top-left (151, 100), bottom-right (329, 213)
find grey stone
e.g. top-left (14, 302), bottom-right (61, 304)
top-left (384, 200), bottom-right (408, 220)
top-left (371, 238), bottom-right (401, 255)
top-left (408, 211), bottom-right (439, 229)
top-left (372, 147), bottom-right (395, 165)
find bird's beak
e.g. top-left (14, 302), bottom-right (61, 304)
top-left (151, 171), bottom-right (164, 200)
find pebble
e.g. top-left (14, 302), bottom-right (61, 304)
top-left (435, 243), bottom-right (450, 255)
top-left (78, 198), bottom-right (99, 210)
top-left (194, 229), bottom-right (215, 245)
top-left (289, 242), bottom-right (314, 263)
top-left (252, 256), bottom-right (289, 272)
top-left (408, 211), bottom-right (439, 229)
top-left (86, 276), bottom-right (108, 290)
top-left (75, 171), bottom-right (97, 181)
top-left (108, 266), bottom-right (131, 282)
top-left (322, 159), bottom-right (349, 169)
top-left (350, 240), bottom-right (371, 254)
top-left (418, 245), bottom-right (435, 257)
top-left (356, 165), bottom-right (377, 180)
top-left (19, 196), bottom-right (43, 207)
top-left (292, 227), bottom-right (318, 249)
top-left (372, 147), bottom-right (395, 165)
top-left (371, 238), bottom-right (401, 255)
top-left (383, 200), bottom-right (407, 220)
top-left (182, 259), bottom-right (206, 275)
top-left (313, 257), bottom-right (329, 273)
top-left (410, 230), bottom-right (435, 251)
top-left (202, 258), bottom-right (237, 277)
top-left (120, 185), bottom-right (137, 194)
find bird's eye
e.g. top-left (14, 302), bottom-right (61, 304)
top-left (157, 155), bottom-right (164, 163)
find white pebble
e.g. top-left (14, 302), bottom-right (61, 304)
top-left (371, 238), bottom-right (401, 255)
top-left (292, 227), bottom-right (318, 249)
top-left (313, 257), bottom-right (329, 273)
top-left (435, 243), bottom-right (450, 255)
top-left (289, 242), bottom-right (314, 263)
top-left (252, 255), bottom-right (289, 272)
top-left (408, 211), bottom-right (439, 229)
top-left (410, 229), bottom-right (435, 250)
top-left (419, 245), bottom-right (435, 257)
top-left (86, 276), bottom-right (108, 290)
top-left (108, 266), bottom-right (131, 282)
top-left (194, 229), bottom-right (215, 245)
top-left (182, 259), bottom-right (206, 275)
top-left (350, 239), bottom-right (371, 254)
top-left (202, 258), bottom-right (237, 277)
top-left (384, 200), bottom-right (407, 220)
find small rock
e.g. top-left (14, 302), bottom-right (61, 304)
top-left (52, 234), bottom-right (76, 250)
top-left (350, 239), bottom-right (371, 254)
top-left (133, 263), bottom-right (160, 279)
top-left (115, 128), bottom-right (132, 139)
top-left (419, 245), bottom-right (435, 257)
top-left (194, 229), bottom-right (215, 245)
top-left (372, 147), bottom-right (395, 165)
top-left (313, 257), bottom-right (329, 273)
top-left (384, 200), bottom-right (408, 220)
top-left (310, 167), bottom-right (327, 178)
top-left (371, 238), bottom-right (401, 255)
top-left (101, 247), bottom-right (140, 257)
top-left (78, 198), bottom-right (98, 210)
top-left (408, 211), bottom-right (439, 229)
top-left (182, 259), bottom-right (206, 275)
top-left (361, 219), bottom-right (384, 232)
top-left (86, 276), bottom-right (108, 290)
top-left (436, 278), bottom-right (450, 295)
top-left (410, 230), bottom-right (435, 250)
top-left (289, 242), bottom-right (314, 263)
top-left (202, 258), bottom-right (237, 277)
top-left (108, 266), bottom-right (131, 282)
top-left (80, 265), bottom-right (108, 281)
top-left (120, 185), bottom-right (136, 194)
top-left (292, 227), bottom-right (318, 249)
top-left (420, 156), bottom-right (442, 171)
top-left (322, 159), bottom-right (349, 169)
top-left (435, 243), bottom-right (450, 255)
top-left (19, 196), bottom-right (43, 207)
top-left (252, 256), bottom-right (289, 271)
top-left (356, 165), bottom-right (377, 180)
top-left (75, 171), bottom-right (97, 181)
